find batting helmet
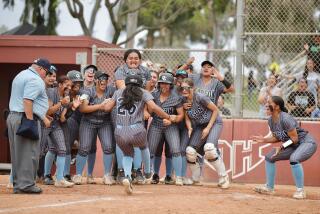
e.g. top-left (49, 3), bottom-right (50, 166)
top-left (158, 72), bottom-right (174, 84)
top-left (175, 69), bottom-right (188, 78)
top-left (67, 70), bottom-right (83, 82)
top-left (125, 74), bottom-right (143, 87)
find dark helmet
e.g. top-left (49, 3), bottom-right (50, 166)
top-left (175, 69), bottom-right (188, 78)
top-left (94, 70), bottom-right (109, 80)
top-left (125, 74), bottom-right (143, 87)
top-left (158, 72), bottom-right (174, 84)
top-left (67, 70), bottom-right (83, 82)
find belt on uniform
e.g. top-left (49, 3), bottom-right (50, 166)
top-left (9, 111), bottom-right (40, 121)
top-left (116, 122), bottom-right (142, 129)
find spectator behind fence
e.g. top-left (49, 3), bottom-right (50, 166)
top-left (217, 96), bottom-right (231, 116)
top-left (247, 70), bottom-right (257, 101)
top-left (304, 35), bottom-right (320, 73)
top-left (258, 75), bottom-right (282, 117)
top-left (287, 78), bottom-right (316, 118)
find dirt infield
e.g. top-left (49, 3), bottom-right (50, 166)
top-left (0, 175), bottom-right (319, 214)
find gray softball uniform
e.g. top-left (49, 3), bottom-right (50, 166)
top-left (114, 64), bottom-right (151, 88)
top-left (112, 88), bottom-right (154, 157)
top-left (45, 87), bottom-right (67, 156)
top-left (265, 112), bottom-right (317, 163)
top-left (78, 86), bottom-right (116, 157)
top-left (147, 90), bottom-right (182, 158)
top-left (183, 93), bottom-right (221, 151)
top-left (188, 73), bottom-right (224, 149)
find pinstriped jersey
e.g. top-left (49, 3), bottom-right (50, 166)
top-left (151, 89), bottom-right (182, 127)
top-left (46, 87), bottom-right (65, 122)
top-left (81, 85), bottom-right (116, 125)
top-left (268, 112), bottom-right (308, 142)
top-left (112, 88), bottom-right (154, 126)
top-left (115, 64), bottom-right (151, 88)
top-left (183, 92), bottom-right (212, 125)
top-left (189, 73), bottom-right (225, 105)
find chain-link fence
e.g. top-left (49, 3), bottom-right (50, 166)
top-left (243, 0), bottom-right (320, 120)
top-left (93, 0), bottom-right (320, 120)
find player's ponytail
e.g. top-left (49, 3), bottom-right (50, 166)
top-left (122, 84), bottom-right (143, 110)
top-left (271, 96), bottom-right (288, 113)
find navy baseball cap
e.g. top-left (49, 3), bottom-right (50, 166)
top-left (94, 70), bottom-right (109, 80)
top-left (201, 60), bottom-right (214, 67)
top-left (83, 64), bottom-right (98, 73)
top-left (33, 58), bottom-right (52, 72)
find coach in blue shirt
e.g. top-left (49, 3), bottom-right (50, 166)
top-left (7, 58), bottom-right (52, 194)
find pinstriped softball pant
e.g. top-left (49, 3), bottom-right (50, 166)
top-left (114, 123), bottom-right (147, 157)
top-left (61, 117), bottom-right (80, 156)
top-left (265, 134), bottom-right (317, 163)
top-left (188, 118), bottom-right (223, 152)
top-left (148, 124), bottom-right (181, 157)
top-left (46, 123), bottom-right (67, 156)
top-left (78, 119), bottom-right (114, 156)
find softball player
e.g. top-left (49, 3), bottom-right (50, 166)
top-left (43, 75), bottom-right (74, 188)
top-left (72, 71), bottom-right (116, 185)
top-left (179, 78), bottom-right (230, 189)
top-left (82, 64), bottom-right (99, 183)
top-left (37, 65), bottom-right (57, 181)
top-left (114, 49), bottom-right (152, 184)
top-left (103, 75), bottom-right (175, 194)
top-left (60, 70), bottom-right (84, 181)
top-left (148, 73), bottom-right (184, 186)
top-left (252, 96), bottom-right (317, 199)
top-left (185, 60), bottom-right (233, 188)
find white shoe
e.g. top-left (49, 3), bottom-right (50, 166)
top-left (293, 189), bottom-right (306, 199)
top-left (6, 182), bottom-right (13, 189)
top-left (55, 179), bottom-right (74, 188)
top-left (175, 176), bottom-right (183, 186)
top-left (254, 184), bottom-right (275, 195)
top-left (87, 175), bottom-right (96, 184)
top-left (72, 174), bottom-right (82, 185)
top-left (103, 175), bottom-right (115, 185)
top-left (182, 177), bottom-right (193, 185)
top-left (122, 177), bottom-right (133, 195)
top-left (218, 175), bottom-right (230, 189)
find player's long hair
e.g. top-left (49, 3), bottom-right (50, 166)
top-left (122, 84), bottom-right (143, 110)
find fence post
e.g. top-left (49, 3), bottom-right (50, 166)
top-left (234, 0), bottom-right (245, 117)
top-left (92, 45), bottom-right (97, 66)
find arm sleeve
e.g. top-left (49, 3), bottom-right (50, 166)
top-left (115, 66), bottom-right (126, 80)
top-left (216, 80), bottom-right (226, 94)
top-left (198, 93), bottom-right (211, 107)
top-left (23, 78), bottom-right (42, 101)
top-left (282, 114), bottom-right (297, 132)
top-left (142, 90), bottom-right (154, 102)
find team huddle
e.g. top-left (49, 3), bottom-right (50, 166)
top-left (7, 49), bottom-right (317, 198)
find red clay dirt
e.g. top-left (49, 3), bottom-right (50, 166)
top-left (0, 175), bottom-right (319, 214)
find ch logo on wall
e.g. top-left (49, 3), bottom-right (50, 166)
top-left (214, 140), bottom-right (271, 179)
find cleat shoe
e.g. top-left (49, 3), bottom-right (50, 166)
top-left (14, 185), bottom-right (42, 194)
top-left (254, 184), bottom-right (275, 195)
top-left (151, 174), bottom-right (160, 184)
top-left (87, 175), bottom-right (96, 184)
top-left (175, 176), bottom-right (183, 186)
top-left (55, 179), bottom-right (74, 188)
top-left (64, 175), bottom-right (72, 182)
top-left (135, 168), bottom-right (145, 185)
top-left (103, 175), bottom-right (115, 185)
top-left (293, 189), bottom-right (306, 199)
top-left (144, 172), bottom-right (152, 184)
top-left (6, 182), bottom-right (13, 189)
top-left (43, 174), bottom-right (55, 185)
top-left (122, 176), bottom-right (133, 195)
top-left (164, 175), bottom-right (175, 185)
top-left (117, 169), bottom-right (125, 184)
top-left (72, 174), bottom-right (82, 185)
top-left (218, 175), bottom-right (230, 189)
top-left (182, 177), bottom-right (193, 185)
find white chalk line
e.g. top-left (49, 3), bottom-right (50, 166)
top-left (0, 196), bottom-right (132, 213)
